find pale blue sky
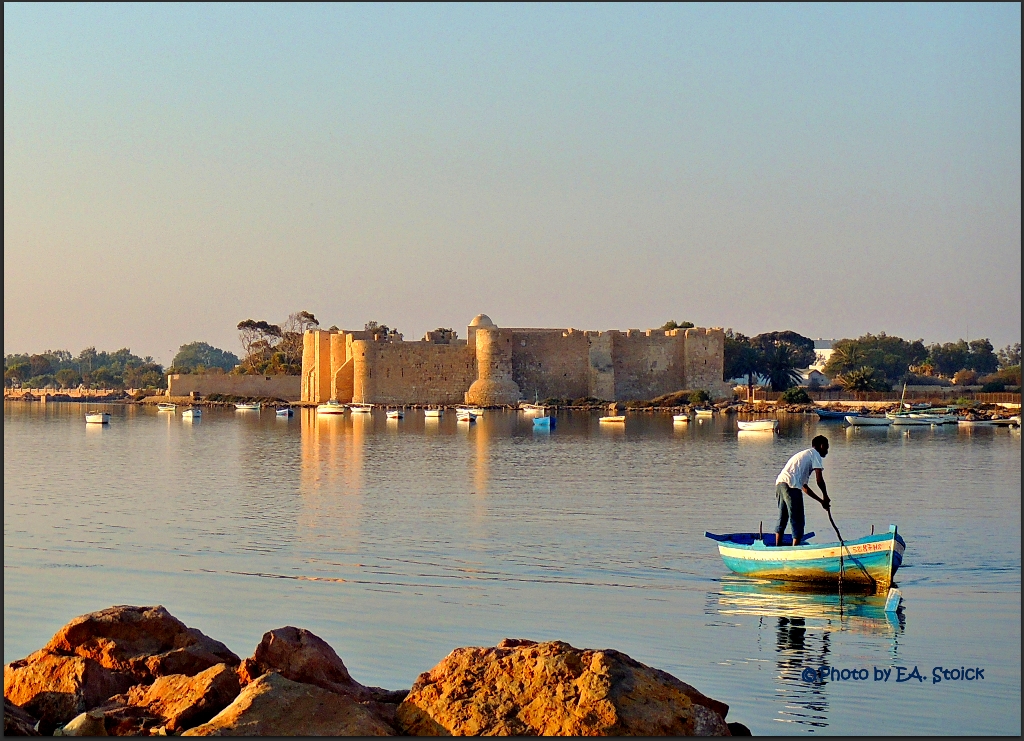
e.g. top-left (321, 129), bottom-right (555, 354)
top-left (4, 3), bottom-right (1020, 363)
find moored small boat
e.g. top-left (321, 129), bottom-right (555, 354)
top-left (157, 403), bottom-right (176, 412)
top-left (888, 414), bottom-right (934, 426)
top-left (816, 409), bottom-right (856, 420)
top-left (276, 407), bottom-right (294, 417)
top-left (386, 409), bottom-right (404, 420)
top-left (423, 408), bottom-right (443, 418)
top-left (737, 419), bottom-right (778, 432)
top-left (694, 409), bottom-right (714, 417)
top-left (85, 411), bottom-right (110, 424)
top-left (672, 414), bottom-right (690, 423)
top-left (599, 415), bottom-right (626, 423)
top-left (349, 403), bottom-right (373, 414)
top-left (234, 402), bottom-right (261, 411)
top-left (532, 415), bottom-right (555, 428)
top-left (181, 408), bottom-right (202, 420)
top-left (520, 403), bottom-right (546, 413)
top-left (316, 400), bottom-right (346, 415)
top-left (456, 411), bottom-right (477, 423)
top-left (845, 415), bottom-right (891, 426)
top-left (457, 405), bottom-right (485, 416)
top-left (705, 525), bottom-right (905, 594)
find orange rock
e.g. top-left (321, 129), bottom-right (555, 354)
top-left (396, 639), bottom-right (731, 736)
top-left (124, 663), bottom-right (240, 733)
top-left (246, 626), bottom-right (372, 701)
top-left (181, 673), bottom-right (394, 736)
top-left (43, 605), bottom-right (239, 681)
top-left (4, 651), bottom-right (134, 733)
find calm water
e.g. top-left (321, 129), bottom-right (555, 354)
top-left (4, 402), bottom-right (1021, 735)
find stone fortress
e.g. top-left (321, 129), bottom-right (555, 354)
top-left (302, 315), bottom-right (731, 406)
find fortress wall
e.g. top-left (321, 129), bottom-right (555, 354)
top-left (168, 373), bottom-right (301, 401)
top-left (611, 330), bottom-right (687, 400)
top-left (587, 332), bottom-right (616, 400)
top-left (683, 327), bottom-right (730, 397)
top-left (510, 330), bottom-right (591, 401)
top-left (352, 341), bottom-right (477, 405)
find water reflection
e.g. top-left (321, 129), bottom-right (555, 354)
top-left (712, 577), bottom-right (903, 730)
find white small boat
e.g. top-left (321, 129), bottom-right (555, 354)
top-left (423, 408), bottom-right (443, 418)
top-left (350, 403), bottom-right (373, 414)
top-left (737, 419), bottom-right (778, 432)
top-left (520, 403), bottom-right (545, 414)
top-left (456, 411), bottom-right (477, 423)
top-left (599, 415), bottom-right (626, 423)
top-left (157, 403), bottom-right (176, 412)
top-left (386, 409), bottom-right (404, 420)
top-left (694, 409), bottom-right (714, 417)
top-left (457, 406), bottom-right (485, 416)
top-left (316, 400), bottom-right (346, 415)
top-left (276, 407), bottom-right (294, 417)
top-left (85, 411), bottom-right (110, 424)
top-left (235, 402), bottom-right (261, 411)
top-left (846, 415), bottom-right (891, 426)
top-left (672, 414), bottom-right (690, 423)
top-left (888, 414), bottom-right (935, 426)
top-left (181, 408), bottom-right (202, 420)
top-left (911, 414), bottom-right (958, 424)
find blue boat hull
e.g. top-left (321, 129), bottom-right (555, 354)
top-left (816, 409), bottom-right (858, 419)
top-left (707, 527), bottom-right (905, 594)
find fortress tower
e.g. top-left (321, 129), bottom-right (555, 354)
top-left (464, 315), bottom-right (521, 406)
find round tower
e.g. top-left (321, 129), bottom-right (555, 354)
top-left (465, 324), bottom-right (520, 407)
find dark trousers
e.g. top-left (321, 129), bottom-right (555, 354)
top-left (774, 482), bottom-right (804, 545)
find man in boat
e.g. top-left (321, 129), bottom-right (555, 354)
top-left (773, 435), bottom-right (831, 546)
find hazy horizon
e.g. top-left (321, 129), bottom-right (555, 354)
top-left (5, 4), bottom-right (1021, 366)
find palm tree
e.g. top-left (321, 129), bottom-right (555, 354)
top-left (838, 366), bottom-right (882, 392)
top-left (761, 342), bottom-right (804, 392)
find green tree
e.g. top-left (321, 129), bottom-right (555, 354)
top-left (237, 320), bottom-right (283, 373)
top-left (55, 369), bottom-right (81, 388)
top-left (997, 343), bottom-right (1021, 368)
top-left (723, 330), bottom-right (763, 399)
top-left (661, 320), bottom-right (694, 331)
top-left (967, 339), bottom-right (998, 375)
top-left (826, 334), bottom-right (927, 382)
top-left (928, 340), bottom-right (970, 377)
top-left (171, 342), bottom-right (240, 373)
top-left (759, 341), bottom-right (805, 391)
top-left (838, 367), bottom-right (891, 392)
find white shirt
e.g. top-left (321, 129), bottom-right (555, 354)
top-left (776, 448), bottom-right (824, 489)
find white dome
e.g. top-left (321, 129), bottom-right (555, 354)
top-left (469, 314), bottom-right (496, 328)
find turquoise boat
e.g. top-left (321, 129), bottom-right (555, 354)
top-left (705, 525), bottom-right (905, 594)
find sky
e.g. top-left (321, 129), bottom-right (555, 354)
top-left (4, 3), bottom-right (1020, 365)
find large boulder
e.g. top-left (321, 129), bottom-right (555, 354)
top-left (396, 639), bottom-right (731, 736)
top-left (123, 662), bottom-right (240, 733)
top-left (43, 606), bottom-right (239, 681)
top-left (4, 651), bottom-right (135, 734)
top-left (181, 672), bottom-right (394, 736)
top-left (243, 627), bottom-right (405, 703)
top-left (4, 697), bottom-right (41, 736)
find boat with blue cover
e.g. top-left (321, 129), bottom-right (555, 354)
top-left (816, 408), bottom-right (857, 420)
top-left (705, 525), bottom-right (905, 594)
top-left (533, 415), bottom-right (555, 429)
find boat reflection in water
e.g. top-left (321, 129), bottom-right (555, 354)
top-left (711, 576), bottom-right (904, 731)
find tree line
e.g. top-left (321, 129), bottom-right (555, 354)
top-left (722, 328), bottom-right (1020, 393)
top-left (4, 348), bottom-right (166, 390)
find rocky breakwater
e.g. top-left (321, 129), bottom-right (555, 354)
top-left (5, 606), bottom-right (747, 736)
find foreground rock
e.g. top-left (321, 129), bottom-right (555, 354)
top-left (4, 697), bottom-right (41, 736)
top-left (396, 638), bottom-right (731, 736)
top-left (182, 673), bottom-right (394, 736)
top-left (43, 605), bottom-right (240, 681)
top-left (4, 651), bottom-right (135, 733)
top-left (123, 662), bottom-right (240, 733)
